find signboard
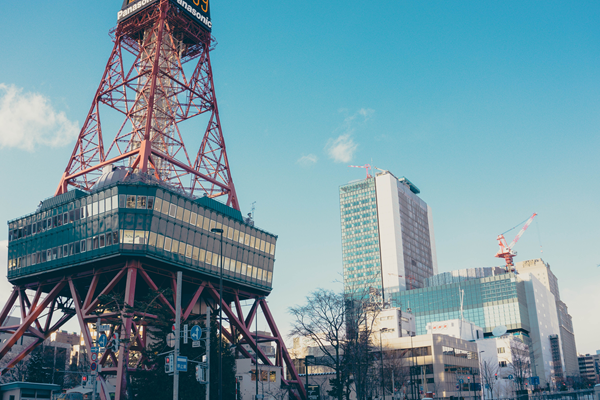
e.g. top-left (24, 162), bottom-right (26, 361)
top-left (192, 341), bottom-right (201, 348)
top-left (529, 376), bottom-right (540, 386)
top-left (117, 0), bottom-right (159, 23)
top-left (172, 0), bottom-right (212, 32)
top-left (307, 385), bottom-right (320, 400)
top-left (167, 333), bottom-right (176, 347)
top-left (96, 324), bottom-right (110, 332)
top-left (98, 334), bottom-right (108, 348)
top-left (176, 356), bottom-right (188, 372)
top-left (191, 325), bottom-right (202, 341)
top-left (183, 325), bottom-right (188, 344)
top-left (117, 0), bottom-right (212, 32)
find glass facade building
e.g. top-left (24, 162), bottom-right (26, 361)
top-left (7, 182), bottom-right (277, 292)
top-left (389, 273), bottom-right (530, 337)
top-left (340, 178), bottom-right (382, 295)
top-left (339, 171), bottom-right (437, 299)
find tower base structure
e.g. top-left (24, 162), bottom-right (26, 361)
top-left (0, 261), bottom-right (305, 400)
top-left (2, 182), bottom-right (305, 399)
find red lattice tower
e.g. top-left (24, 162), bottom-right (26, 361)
top-left (0, 2), bottom-right (307, 400)
top-left (56, 0), bottom-right (239, 210)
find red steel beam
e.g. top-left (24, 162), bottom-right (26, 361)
top-left (0, 280), bottom-right (66, 360)
top-left (0, 288), bottom-right (18, 326)
top-left (116, 263), bottom-right (138, 400)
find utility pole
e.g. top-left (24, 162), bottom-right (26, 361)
top-left (173, 271), bottom-right (182, 400)
top-left (206, 304), bottom-right (210, 400)
top-left (256, 312), bottom-right (259, 400)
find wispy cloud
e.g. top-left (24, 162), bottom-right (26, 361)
top-left (325, 108), bottom-right (374, 163)
top-left (0, 84), bottom-right (79, 152)
top-left (325, 134), bottom-right (358, 163)
top-left (297, 153), bottom-right (318, 167)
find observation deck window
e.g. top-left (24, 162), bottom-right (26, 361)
top-left (126, 196), bottom-right (136, 209)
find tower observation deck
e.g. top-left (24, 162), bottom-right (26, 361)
top-left (0, 1), bottom-right (305, 399)
top-left (8, 178), bottom-right (276, 295)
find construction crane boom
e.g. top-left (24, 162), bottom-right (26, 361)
top-left (349, 164), bottom-right (372, 179)
top-left (495, 213), bottom-right (537, 271)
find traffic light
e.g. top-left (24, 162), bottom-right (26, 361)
top-left (495, 373), bottom-right (498, 380)
top-left (82, 375), bottom-right (88, 387)
top-left (112, 332), bottom-right (120, 353)
top-left (165, 354), bottom-right (174, 373)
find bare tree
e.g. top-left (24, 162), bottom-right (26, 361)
top-left (289, 289), bottom-right (380, 400)
top-left (289, 289), bottom-right (346, 400)
top-left (480, 360), bottom-right (500, 400)
top-left (0, 357), bottom-right (28, 383)
top-left (508, 343), bottom-right (531, 396)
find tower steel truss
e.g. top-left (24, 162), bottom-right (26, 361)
top-left (2, 1), bottom-right (305, 399)
top-left (55, 0), bottom-right (239, 210)
top-left (0, 263), bottom-right (306, 400)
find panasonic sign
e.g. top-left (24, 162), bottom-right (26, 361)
top-left (174, 0), bottom-right (212, 32)
top-left (117, 0), bottom-right (212, 32)
top-left (117, 0), bottom-right (159, 22)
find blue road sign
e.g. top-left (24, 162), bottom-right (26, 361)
top-left (529, 376), bottom-right (540, 386)
top-left (98, 334), bottom-right (108, 348)
top-left (458, 379), bottom-right (464, 384)
top-left (176, 356), bottom-right (188, 372)
top-left (191, 325), bottom-right (202, 341)
top-left (508, 375), bottom-right (514, 380)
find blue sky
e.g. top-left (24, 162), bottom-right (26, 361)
top-left (0, 1), bottom-right (599, 354)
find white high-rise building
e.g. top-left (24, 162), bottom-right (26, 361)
top-left (340, 170), bottom-right (438, 299)
top-left (514, 258), bottom-right (580, 380)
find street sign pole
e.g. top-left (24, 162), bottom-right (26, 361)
top-left (92, 316), bottom-right (100, 400)
top-left (173, 271), bottom-right (182, 400)
top-left (205, 304), bottom-right (210, 400)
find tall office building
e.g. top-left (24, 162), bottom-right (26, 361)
top-left (339, 171), bottom-right (437, 298)
top-left (514, 258), bottom-right (580, 379)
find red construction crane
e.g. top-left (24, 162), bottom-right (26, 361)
top-left (495, 213), bottom-right (537, 271)
top-left (349, 164), bottom-right (372, 179)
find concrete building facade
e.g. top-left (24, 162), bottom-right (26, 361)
top-left (340, 171), bottom-right (437, 300)
top-left (380, 333), bottom-right (481, 400)
top-left (514, 258), bottom-right (579, 380)
top-left (476, 336), bottom-right (532, 399)
top-left (579, 354), bottom-right (600, 385)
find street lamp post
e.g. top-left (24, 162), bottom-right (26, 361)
top-left (305, 355), bottom-right (315, 398)
top-left (479, 351), bottom-right (485, 400)
top-left (379, 328), bottom-right (390, 400)
top-left (211, 228), bottom-right (224, 400)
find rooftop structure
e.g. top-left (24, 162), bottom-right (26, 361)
top-left (426, 319), bottom-right (484, 342)
top-left (425, 267), bottom-right (506, 287)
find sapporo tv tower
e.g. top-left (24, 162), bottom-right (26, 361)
top-left (0, 0), bottom-right (305, 399)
